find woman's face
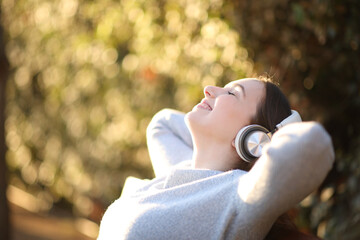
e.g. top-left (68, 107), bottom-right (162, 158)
top-left (185, 78), bottom-right (265, 143)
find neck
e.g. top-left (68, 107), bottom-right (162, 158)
top-left (191, 139), bottom-right (237, 172)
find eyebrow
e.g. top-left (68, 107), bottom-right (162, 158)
top-left (233, 83), bottom-right (246, 97)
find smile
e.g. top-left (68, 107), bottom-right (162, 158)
top-left (197, 99), bottom-right (212, 111)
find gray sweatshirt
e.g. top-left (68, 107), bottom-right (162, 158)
top-left (98, 109), bottom-right (334, 240)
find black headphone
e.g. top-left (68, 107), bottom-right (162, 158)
top-left (235, 110), bottom-right (302, 162)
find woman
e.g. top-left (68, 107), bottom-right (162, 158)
top-left (98, 77), bottom-right (334, 240)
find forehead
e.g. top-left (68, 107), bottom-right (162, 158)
top-left (226, 78), bottom-right (265, 104)
top-left (225, 78), bottom-right (263, 90)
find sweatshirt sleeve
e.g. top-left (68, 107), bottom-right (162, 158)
top-left (237, 122), bottom-right (334, 232)
top-left (146, 109), bottom-right (193, 177)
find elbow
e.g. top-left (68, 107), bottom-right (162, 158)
top-left (305, 122), bottom-right (335, 170)
top-left (146, 108), bottom-right (176, 139)
top-left (147, 109), bottom-right (168, 132)
top-left (290, 122), bottom-right (335, 182)
top-left (269, 122), bottom-right (335, 173)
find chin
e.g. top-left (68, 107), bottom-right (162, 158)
top-left (184, 111), bottom-right (196, 131)
top-left (185, 110), bottom-right (213, 137)
top-left (186, 111), bottom-right (201, 132)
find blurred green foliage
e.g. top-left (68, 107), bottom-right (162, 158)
top-left (2, 0), bottom-right (252, 223)
top-left (230, 0), bottom-right (360, 239)
top-left (2, 0), bottom-right (360, 238)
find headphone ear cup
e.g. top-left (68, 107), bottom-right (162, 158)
top-left (235, 125), bottom-right (271, 163)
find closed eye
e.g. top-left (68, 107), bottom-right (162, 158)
top-left (228, 91), bottom-right (236, 96)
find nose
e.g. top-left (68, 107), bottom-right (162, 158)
top-left (204, 86), bottom-right (221, 98)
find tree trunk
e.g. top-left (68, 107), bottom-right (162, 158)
top-left (0, 8), bottom-right (10, 240)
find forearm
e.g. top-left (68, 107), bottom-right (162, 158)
top-left (146, 109), bottom-right (193, 177)
top-left (238, 122), bottom-right (334, 220)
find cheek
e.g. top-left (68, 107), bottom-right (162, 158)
top-left (213, 101), bottom-right (244, 123)
top-left (211, 102), bottom-right (245, 134)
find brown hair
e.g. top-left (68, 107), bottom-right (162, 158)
top-left (264, 210), bottom-right (322, 240)
top-left (250, 76), bottom-right (291, 133)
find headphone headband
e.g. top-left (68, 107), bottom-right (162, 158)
top-left (275, 110), bottom-right (302, 130)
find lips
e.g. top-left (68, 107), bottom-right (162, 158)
top-left (197, 99), bottom-right (212, 111)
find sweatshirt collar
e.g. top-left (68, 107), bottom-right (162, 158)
top-left (163, 168), bottom-right (224, 188)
